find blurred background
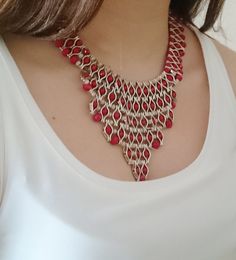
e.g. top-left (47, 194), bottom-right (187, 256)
top-left (194, 0), bottom-right (236, 50)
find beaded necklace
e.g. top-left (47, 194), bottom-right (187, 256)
top-left (54, 13), bottom-right (186, 181)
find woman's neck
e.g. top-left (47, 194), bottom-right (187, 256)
top-left (79, 0), bottom-right (171, 81)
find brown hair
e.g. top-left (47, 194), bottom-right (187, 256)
top-left (0, 0), bottom-right (226, 40)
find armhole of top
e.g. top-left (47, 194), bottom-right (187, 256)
top-left (0, 96), bottom-right (5, 208)
top-left (205, 33), bottom-right (236, 105)
top-left (0, 40), bottom-right (6, 208)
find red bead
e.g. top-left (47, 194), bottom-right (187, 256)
top-left (65, 39), bottom-right (74, 47)
top-left (105, 125), bottom-right (112, 135)
top-left (142, 165), bottom-right (148, 174)
top-left (137, 87), bottom-right (142, 96)
top-left (70, 55), bottom-right (79, 64)
top-left (93, 112), bottom-right (102, 122)
top-left (142, 102), bottom-right (148, 111)
top-left (165, 118), bottom-right (173, 128)
top-left (129, 86), bottom-right (134, 95)
top-left (99, 87), bottom-right (106, 96)
top-left (167, 75), bottom-right (174, 82)
top-left (107, 75), bottom-right (113, 83)
top-left (165, 95), bottom-right (170, 103)
top-left (157, 98), bottom-right (163, 107)
top-left (102, 107), bottom-right (108, 116)
top-left (171, 101), bottom-right (176, 109)
top-left (116, 79), bottom-right (122, 87)
top-left (91, 80), bottom-right (97, 89)
top-left (172, 90), bottom-right (177, 98)
top-left (134, 102), bottom-right (139, 112)
top-left (159, 114), bottom-right (165, 122)
top-left (152, 139), bottom-right (160, 149)
top-left (158, 131), bottom-right (163, 140)
top-left (81, 71), bottom-right (90, 78)
top-left (114, 111), bottom-right (121, 120)
top-left (137, 133), bottom-right (142, 142)
top-left (143, 87), bottom-right (149, 95)
top-left (118, 129), bottom-right (124, 138)
top-left (109, 93), bottom-right (116, 102)
top-left (75, 39), bottom-right (83, 46)
top-left (55, 39), bottom-right (64, 48)
top-left (82, 48), bottom-right (90, 55)
top-left (179, 50), bottom-right (185, 56)
top-left (141, 118), bottom-right (147, 126)
top-left (127, 149), bottom-right (132, 158)
top-left (176, 73), bottom-right (183, 81)
top-left (72, 47), bottom-right (81, 53)
top-left (139, 175), bottom-right (146, 181)
top-left (91, 64), bottom-right (98, 72)
top-left (144, 149), bottom-right (150, 159)
top-left (83, 57), bottom-right (91, 64)
top-left (110, 134), bottom-right (119, 145)
top-left (82, 83), bottom-right (92, 91)
top-left (99, 70), bottom-right (106, 77)
top-left (62, 48), bottom-right (71, 56)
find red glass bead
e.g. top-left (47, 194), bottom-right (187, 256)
top-left (99, 70), bottom-right (106, 77)
top-left (152, 139), bottom-right (160, 149)
top-left (91, 80), bottom-right (97, 89)
top-left (139, 174), bottom-right (146, 181)
top-left (82, 48), bottom-right (90, 55)
top-left (55, 39), bottom-right (64, 48)
top-left (99, 87), bottom-right (106, 96)
top-left (134, 102), bottom-right (139, 112)
top-left (105, 125), bottom-right (112, 135)
top-left (62, 48), bottom-right (71, 56)
top-left (171, 101), bottom-right (176, 109)
top-left (118, 128), bottom-right (124, 138)
top-left (158, 131), bottom-right (163, 140)
top-left (129, 86), bottom-right (134, 95)
top-left (72, 47), bottom-right (81, 53)
top-left (137, 86), bottom-right (142, 96)
top-left (110, 134), bottom-right (119, 145)
top-left (165, 118), bottom-right (173, 128)
top-left (91, 64), bottom-right (98, 72)
top-left (75, 39), bottom-right (83, 46)
top-left (159, 114), bottom-right (165, 122)
top-left (70, 55), bottom-right (79, 64)
top-left (83, 57), bottom-right (91, 64)
top-left (82, 83), bottom-right (92, 91)
top-left (65, 39), bottom-right (74, 47)
top-left (137, 133), bottom-right (142, 143)
top-left (107, 75), bottom-right (113, 83)
top-left (157, 98), bottom-right (163, 107)
top-left (109, 93), bottom-right (116, 102)
top-left (172, 90), bottom-right (177, 98)
top-left (141, 118), bottom-right (147, 126)
top-left (114, 111), bottom-right (121, 120)
top-left (92, 99), bottom-right (98, 110)
top-left (127, 149), bottom-right (132, 158)
top-left (142, 165), bottom-right (148, 174)
top-left (142, 102), bottom-right (148, 111)
top-left (102, 107), bottom-right (108, 116)
top-left (144, 149), bottom-right (150, 159)
top-left (93, 112), bottom-right (102, 122)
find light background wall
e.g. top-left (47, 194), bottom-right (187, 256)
top-left (194, 0), bottom-right (236, 51)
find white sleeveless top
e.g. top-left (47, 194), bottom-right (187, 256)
top-left (0, 26), bottom-right (236, 260)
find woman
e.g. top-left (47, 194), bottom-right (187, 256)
top-left (0, 0), bottom-right (236, 259)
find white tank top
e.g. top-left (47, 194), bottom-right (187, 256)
top-left (0, 26), bottom-right (236, 260)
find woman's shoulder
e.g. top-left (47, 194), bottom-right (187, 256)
top-left (211, 37), bottom-right (236, 98)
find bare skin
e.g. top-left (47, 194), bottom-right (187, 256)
top-left (2, 0), bottom-right (236, 181)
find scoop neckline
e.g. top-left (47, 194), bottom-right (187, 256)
top-left (0, 25), bottom-right (216, 192)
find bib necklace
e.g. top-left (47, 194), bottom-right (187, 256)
top-left (54, 13), bottom-right (186, 181)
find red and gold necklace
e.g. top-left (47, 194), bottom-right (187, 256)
top-left (54, 13), bottom-right (186, 181)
